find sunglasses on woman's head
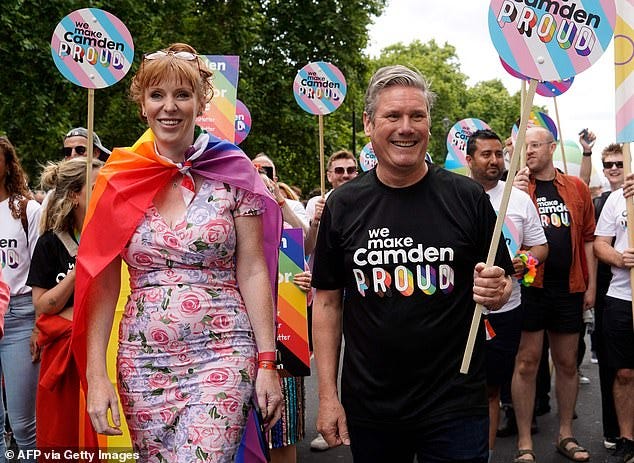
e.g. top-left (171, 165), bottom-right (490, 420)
top-left (62, 146), bottom-right (87, 157)
top-left (142, 50), bottom-right (202, 76)
top-left (143, 51), bottom-right (198, 62)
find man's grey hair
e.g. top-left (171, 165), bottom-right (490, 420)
top-left (364, 65), bottom-right (436, 122)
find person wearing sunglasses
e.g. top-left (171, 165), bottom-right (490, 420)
top-left (73, 43), bottom-right (282, 463)
top-left (304, 150), bottom-right (358, 258)
top-left (512, 126), bottom-right (595, 463)
top-left (63, 127), bottom-right (111, 162)
top-left (588, 143), bottom-right (625, 454)
top-left (593, 143), bottom-right (634, 463)
top-left (27, 157), bottom-right (103, 451)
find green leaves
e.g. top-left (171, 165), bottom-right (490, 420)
top-left (1, 1), bottom-right (527, 192)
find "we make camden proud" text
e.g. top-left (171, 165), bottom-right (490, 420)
top-left (352, 228), bottom-right (455, 298)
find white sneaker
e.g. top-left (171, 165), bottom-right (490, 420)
top-left (604, 437), bottom-right (618, 450)
top-left (310, 433), bottom-right (330, 451)
top-left (578, 371), bottom-right (591, 385)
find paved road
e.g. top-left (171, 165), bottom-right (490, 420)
top-left (297, 334), bottom-right (610, 463)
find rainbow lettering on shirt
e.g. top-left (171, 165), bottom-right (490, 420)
top-left (351, 228), bottom-right (454, 298)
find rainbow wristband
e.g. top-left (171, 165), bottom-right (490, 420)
top-left (516, 251), bottom-right (539, 287)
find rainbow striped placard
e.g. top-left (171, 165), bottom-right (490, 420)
top-left (196, 55), bottom-right (239, 142)
top-left (277, 229), bottom-right (310, 377)
top-left (489, 0), bottom-right (616, 81)
top-left (51, 8), bottom-right (133, 89)
top-left (293, 61), bottom-right (347, 115)
top-left (512, 111), bottom-right (559, 141)
top-left (615, 0), bottom-right (634, 142)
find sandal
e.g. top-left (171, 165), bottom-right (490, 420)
top-left (556, 437), bottom-right (590, 462)
top-left (514, 449), bottom-right (536, 463)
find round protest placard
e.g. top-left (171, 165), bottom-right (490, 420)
top-left (293, 61), bottom-right (347, 115)
top-left (234, 99), bottom-right (251, 145)
top-left (445, 118), bottom-right (491, 174)
top-left (535, 77), bottom-right (574, 97)
top-left (500, 56), bottom-right (527, 79)
top-left (512, 111), bottom-right (558, 141)
top-left (489, 0), bottom-right (616, 81)
top-left (51, 8), bottom-right (134, 89)
top-left (500, 57), bottom-right (574, 97)
top-left (359, 143), bottom-right (377, 172)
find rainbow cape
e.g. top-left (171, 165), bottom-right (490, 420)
top-left (71, 128), bottom-right (282, 456)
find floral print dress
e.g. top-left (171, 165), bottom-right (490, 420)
top-left (118, 179), bottom-right (264, 462)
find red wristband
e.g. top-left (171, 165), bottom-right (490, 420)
top-left (258, 361), bottom-right (277, 370)
top-left (257, 351), bottom-right (277, 362)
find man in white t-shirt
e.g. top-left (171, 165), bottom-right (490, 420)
top-left (594, 185), bottom-right (634, 463)
top-left (466, 129), bottom-right (548, 461)
top-left (304, 150), bottom-right (358, 257)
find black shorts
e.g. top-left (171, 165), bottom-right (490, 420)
top-left (603, 296), bottom-right (634, 370)
top-left (485, 307), bottom-right (522, 387)
top-left (521, 285), bottom-right (584, 333)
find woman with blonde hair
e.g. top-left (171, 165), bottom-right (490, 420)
top-left (27, 156), bottom-right (102, 450)
top-left (73, 43), bottom-right (283, 462)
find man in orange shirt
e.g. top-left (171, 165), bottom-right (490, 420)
top-left (512, 127), bottom-right (596, 463)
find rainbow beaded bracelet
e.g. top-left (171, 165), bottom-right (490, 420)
top-left (516, 251), bottom-right (539, 287)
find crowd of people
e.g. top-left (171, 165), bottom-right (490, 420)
top-left (0, 44), bottom-right (632, 463)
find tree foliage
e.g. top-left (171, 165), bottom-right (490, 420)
top-left (368, 40), bottom-right (469, 162)
top-left (464, 79), bottom-right (523, 140)
top-left (1, 1), bottom-right (537, 194)
top-left (0, 0), bottom-right (385, 196)
top-left (367, 40), bottom-right (533, 165)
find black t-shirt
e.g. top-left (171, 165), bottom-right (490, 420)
top-left (312, 165), bottom-right (513, 429)
top-left (27, 230), bottom-right (76, 309)
top-left (534, 179), bottom-right (572, 286)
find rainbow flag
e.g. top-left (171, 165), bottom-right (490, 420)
top-left (72, 128), bottom-right (282, 455)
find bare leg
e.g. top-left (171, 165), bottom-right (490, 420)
top-left (270, 445), bottom-right (297, 463)
top-left (512, 330), bottom-right (543, 456)
top-left (549, 331), bottom-right (589, 460)
top-left (614, 368), bottom-right (634, 440)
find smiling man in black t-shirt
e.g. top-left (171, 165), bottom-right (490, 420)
top-left (311, 65), bottom-right (514, 463)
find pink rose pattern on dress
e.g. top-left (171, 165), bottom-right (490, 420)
top-left (119, 179), bottom-right (265, 462)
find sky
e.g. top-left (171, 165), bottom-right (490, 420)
top-left (366, 0), bottom-right (618, 186)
